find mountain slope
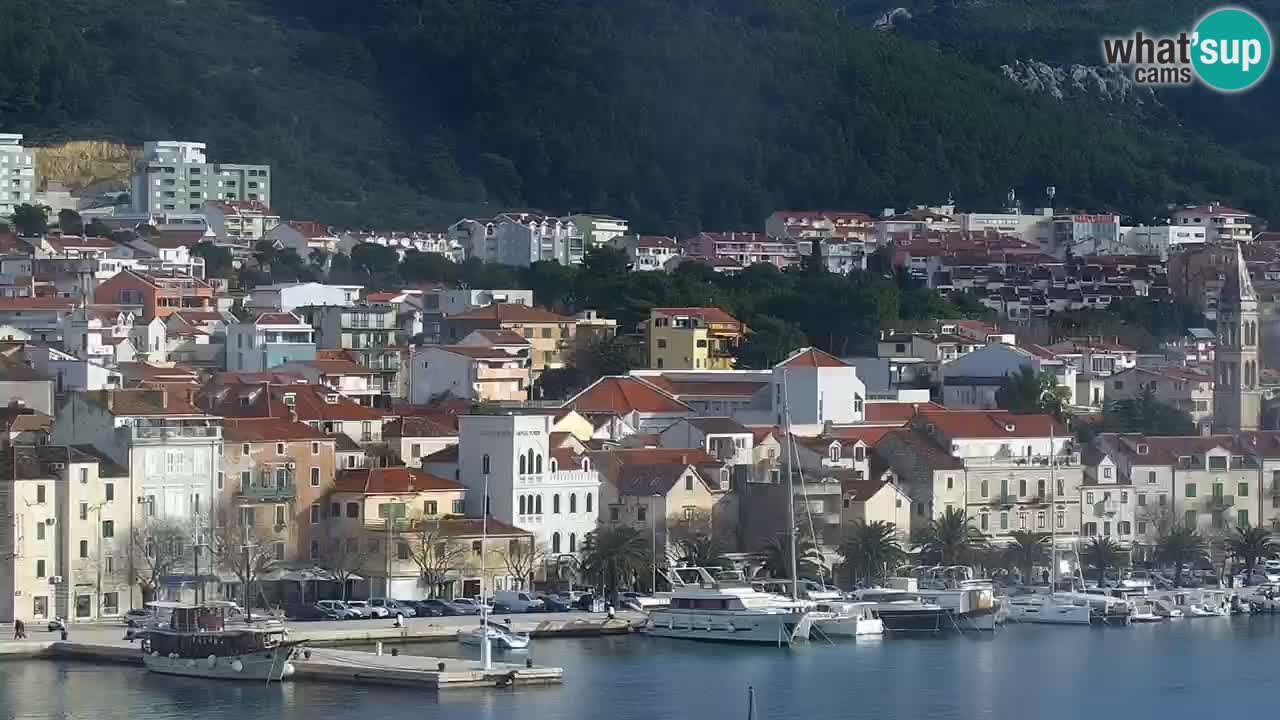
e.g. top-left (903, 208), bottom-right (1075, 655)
top-left (2, 0), bottom-right (1275, 229)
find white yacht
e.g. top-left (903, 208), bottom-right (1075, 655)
top-left (646, 568), bottom-right (812, 645)
top-left (851, 587), bottom-right (953, 632)
top-left (809, 601), bottom-right (884, 637)
top-left (1005, 594), bottom-right (1093, 625)
top-left (138, 601), bottom-right (295, 681)
top-left (901, 566), bottom-right (1002, 631)
top-left (1130, 600), bottom-right (1164, 623)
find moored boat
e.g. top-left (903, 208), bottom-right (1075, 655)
top-left (138, 601), bottom-right (295, 682)
top-left (458, 622), bottom-right (531, 650)
top-left (646, 567), bottom-right (812, 645)
top-left (809, 601), bottom-right (884, 637)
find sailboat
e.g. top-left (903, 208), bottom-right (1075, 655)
top-left (1005, 426), bottom-right (1093, 626)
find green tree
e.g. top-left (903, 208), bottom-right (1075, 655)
top-left (674, 534), bottom-right (730, 569)
top-left (1085, 536), bottom-right (1126, 584)
top-left (734, 315), bottom-right (807, 369)
top-left (1225, 525), bottom-right (1275, 586)
top-left (839, 520), bottom-right (904, 584)
top-left (9, 204), bottom-right (47, 237)
top-left (580, 525), bottom-right (652, 594)
top-left (192, 242), bottom-right (234, 279)
top-left (84, 220), bottom-right (112, 238)
top-left (995, 366), bottom-right (1069, 417)
top-left (253, 240), bottom-right (281, 274)
top-left (1157, 525), bottom-right (1208, 586)
top-left (57, 208), bottom-right (82, 234)
top-left (756, 533), bottom-right (825, 581)
top-left (1003, 531), bottom-right (1049, 583)
top-left (350, 243), bottom-right (399, 275)
top-left (916, 507), bottom-right (987, 565)
top-left (401, 250), bottom-right (458, 284)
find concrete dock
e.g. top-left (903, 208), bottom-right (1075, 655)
top-left (293, 647), bottom-right (562, 688)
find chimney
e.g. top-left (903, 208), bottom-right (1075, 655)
top-left (1201, 424), bottom-right (1211, 437)
top-left (912, 403), bottom-right (920, 416)
top-left (681, 453), bottom-right (687, 465)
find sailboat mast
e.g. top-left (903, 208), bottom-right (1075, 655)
top-left (1049, 424), bottom-right (1056, 595)
top-left (783, 371), bottom-right (798, 602)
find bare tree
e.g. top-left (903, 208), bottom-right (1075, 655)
top-left (405, 519), bottom-right (468, 598)
top-left (496, 538), bottom-right (547, 590)
top-left (125, 518), bottom-right (192, 603)
top-left (209, 507), bottom-right (276, 611)
top-left (316, 532), bottom-right (373, 600)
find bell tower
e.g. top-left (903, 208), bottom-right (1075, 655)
top-left (1213, 242), bottom-right (1261, 432)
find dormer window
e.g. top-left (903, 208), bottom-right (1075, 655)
top-left (326, 393), bottom-right (339, 404)
top-left (239, 396), bottom-right (251, 407)
top-left (1136, 444), bottom-right (1149, 455)
top-left (829, 443), bottom-right (841, 462)
top-left (1232, 455), bottom-right (1245, 468)
top-left (283, 393), bottom-right (296, 407)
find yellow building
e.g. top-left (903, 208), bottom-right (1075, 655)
top-left (647, 307), bottom-right (745, 370)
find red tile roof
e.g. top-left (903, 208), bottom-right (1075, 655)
top-left (640, 376), bottom-right (766, 398)
top-left (863, 402), bottom-right (947, 423)
top-left (173, 311), bottom-right (225, 324)
top-left (0, 297), bottom-right (78, 310)
top-left (823, 426), bottom-right (898, 446)
top-left (466, 329), bottom-right (529, 345)
top-left (334, 466), bottom-right (463, 494)
top-left (49, 235), bottom-right (115, 249)
top-left (287, 221), bottom-right (334, 238)
top-left (205, 383), bottom-right (391, 422)
top-left (439, 345), bottom-right (527, 360)
top-left (1176, 204), bottom-right (1250, 216)
top-left (223, 418), bottom-right (329, 442)
top-left (841, 480), bottom-right (894, 502)
top-left (916, 410), bottom-right (1066, 440)
top-left (564, 376), bottom-right (690, 415)
top-left (448, 303), bottom-right (570, 323)
top-left (650, 307), bottom-right (741, 326)
top-left (84, 389), bottom-right (209, 417)
top-left (254, 312), bottom-right (305, 325)
top-left (776, 347), bottom-right (847, 368)
top-left (605, 447), bottom-right (719, 466)
top-left (299, 358), bottom-right (374, 376)
top-left (115, 362), bottom-right (200, 385)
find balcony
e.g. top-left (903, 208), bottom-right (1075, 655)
top-left (987, 494), bottom-right (1016, 508)
top-left (964, 452), bottom-right (1080, 468)
top-left (239, 481), bottom-right (295, 502)
top-left (131, 422), bottom-right (221, 442)
top-left (1094, 499), bottom-right (1121, 515)
top-left (1205, 495), bottom-right (1235, 511)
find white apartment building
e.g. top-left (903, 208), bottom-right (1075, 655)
top-left (771, 348), bottom-right (867, 428)
top-left (248, 282), bottom-right (362, 313)
top-left (1172, 203), bottom-right (1252, 243)
top-left (226, 312), bottom-right (317, 372)
top-left (455, 413), bottom-right (600, 560)
top-left (0, 134), bottom-right (35, 219)
top-left (1120, 225), bottom-right (1207, 259)
top-left (569, 213), bottom-right (629, 248)
top-left (610, 234), bottom-right (681, 271)
top-left (451, 213), bottom-right (586, 267)
top-left (131, 141), bottom-right (271, 214)
top-left (202, 200), bottom-right (280, 244)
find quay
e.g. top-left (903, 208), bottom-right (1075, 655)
top-left (0, 611), bottom-right (647, 690)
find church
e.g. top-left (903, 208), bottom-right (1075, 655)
top-left (1213, 243), bottom-right (1262, 432)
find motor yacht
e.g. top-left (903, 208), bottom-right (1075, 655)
top-left (458, 622), bottom-right (531, 649)
top-left (809, 601), bottom-right (884, 637)
top-left (646, 568), bottom-right (812, 645)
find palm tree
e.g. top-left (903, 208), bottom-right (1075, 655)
top-left (580, 526), bottom-right (652, 595)
top-left (1157, 525), bottom-right (1208, 586)
top-left (757, 533), bottom-right (825, 581)
top-left (1086, 536), bottom-right (1126, 585)
top-left (1003, 531), bottom-right (1049, 584)
top-left (1225, 525), bottom-right (1276, 586)
top-left (995, 366), bottom-right (1069, 418)
top-left (674, 534), bottom-right (729, 569)
top-left (917, 507), bottom-right (987, 565)
top-left (840, 521), bottom-right (904, 584)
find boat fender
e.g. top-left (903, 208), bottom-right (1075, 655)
top-left (232, 659), bottom-right (244, 673)
top-left (206, 655), bottom-right (217, 669)
top-left (726, 622), bottom-right (736, 633)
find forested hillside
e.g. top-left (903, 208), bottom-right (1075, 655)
top-left (2, 0), bottom-right (1276, 230)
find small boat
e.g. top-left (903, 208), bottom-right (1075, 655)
top-left (1130, 600), bottom-right (1164, 623)
top-left (137, 601), bottom-right (295, 682)
top-left (810, 601), bottom-right (884, 638)
top-left (1005, 595), bottom-right (1093, 625)
top-left (458, 622), bottom-right (531, 650)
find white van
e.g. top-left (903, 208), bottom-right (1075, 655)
top-left (494, 591), bottom-right (544, 612)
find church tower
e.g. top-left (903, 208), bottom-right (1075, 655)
top-left (1213, 243), bottom-right (1262, 432)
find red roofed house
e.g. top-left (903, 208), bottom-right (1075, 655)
top-left (441, 302), bottom-right (576, 374)
top-left (268, 221), bottom-right (340, 263)
top-left (201, 382), bottom-right (396, 450)
top-left (280, 351), bottom-right (379, 406)
top-left (219, 418), bottom-right (337, 568)
top-left (772, 347), bottom-right (867, 427)
top-left (227, 312), bottom-right (317, 373)
top-left (647, 307), bottom-right (746, 371)
top-left (202, 200), bottom-right (281, 243)
top-left (563, 376), bottom-right (692, 432)
top-left (0, 296), bottom-right (79, 341)
top-left (94, 268), bottom-right (214, 321)
top-left (1172, 203), bottom-right (1252, 244)
top-left (683, 231), bottom-right (802, 270)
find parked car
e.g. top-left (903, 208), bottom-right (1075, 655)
top-left (494, 591), bottom-right (545, 613)
top-left (573, 593), bottom-right (605, 612)
top-left (368, 598), bottom-right (417, 618)
top-left (541, 595), bottom-right (573, 612)
top-left (405, 600), bottom-right (443, 617)
top-left (346, 600), bottom-right (386, 619)
top-left (315, 600), bottom-right (362, 620)
top-left (450, 598), bottom-right (485, 614)
top-left (286, 603), bottom-right (339, 621)
top-left (416, 599), bottom-right (467, 616)
top-left (123, 609), bottom-right (154, 627)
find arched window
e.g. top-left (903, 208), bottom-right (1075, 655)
top-left (519, 496), bottom-right (527, 514)
top-left (553, 494), bottom-right (561, 514)
top-left (519, 455), bottom-right (526, 474)
top-left (551, 532), bottom-right (561, 553)
top-left (535, 495), bottom-right (543, 514)
top-left (582, 457), bottom-right (591, 471)
top-left (569, 533), bottom-right (576, 553)
top-left (526, 449), bottom-right (534, 473)
top-left (569, 493), bottom-right (577, 513)
top-left (535, 454), bottom-right (543, 473)
top-left (550, 459), bottom-right (558, 472)
top-left (586, 493), bottom-right (593, 513)
top-left (829, 443), bottom-right (840, 462)
top-left (482, 454), bottom-right (491, 474)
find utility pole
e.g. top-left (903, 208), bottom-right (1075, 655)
top-left (385, 514), bottom-right (393, 598)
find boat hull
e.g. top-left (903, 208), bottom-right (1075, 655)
top-left (646, 610), bottom-right (811, 645)
top-left (813, 617), bottom-right (885, 637)
top-left (875, 608), bottom-right (954, 633)
top-left (143, 648), bottom-right (294, 681)
top-left (1007, 601), bottom-right (1093, 625)
top-left (457, 626), bottom-right (531, 649)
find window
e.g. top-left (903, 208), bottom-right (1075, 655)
top-left (36, 523), bottom-right (45, 541)
top-left (1120, 492), bottom-right (1128, 504)
top-left (999, 512), bottom-right (1008, 530)
top-left (1148, 471), bottom-right (1157, 484)
top-left (329, 502), bottom-right (340, 517)
top-left (1037, 479), bottom-right (1046, 498)
top-left (569, 494), bottom-right (577, 513)
top-left (569, 533), bottom-right (577, 552)
top-left (1158, 494), bottom-right (1167, 506)
top-left (1184, 510), bottom-right (1198, 527)
top-left (241, 471), bottom-right (251, 489)
top-left (553, 494), bottom-right (561, 514)
top-left (276, 443), bottom-right (286, 456)
top-left (1018, 479), bottom-right (1027, 497)
top-left (980, 513), bottom-right (989, 530)
top-left (310, 504), bottom-right (320, 524)
top-left (36, 484), bottom-right (45, 503)
top-left (242, 443), bottom-right (251, 456)
top-left (471, 540), bottom-right (482, 555)
top-left (1103, 521), bottom-right (1112, 536)
top-left (36, 559), bottom-right (45, 578)
top-left (346, 502), bottom-right (359, 518)
top-left (1138, 493), bottom-right (1147, 506)
top-left (1036, 511), bottom-right (1046, 529)
top-left (1185, 483), bottom-right (1197, 498)
top-left (829, 444), bottom-right (840, 462)
top-left (397, 542), bottom-right (410, 561)
top-left (311, 467), bottom-right (320, 487)
top-left (411, 443), bottom-right (421, 459)
top-left (105, 483), bottom-right (113, 502)
top-left (519, 495), bottom-right (527, 514)
top-left (312, 442), bottom-right (320, 455)
top-left (1084, 522), bottom-right (1097, 536)
top-left (610, 507), bottom-right (620, 522)
top-left (1057, 479), bottom-right (1064, 497)
top-left (1209, 455), bottom-right (1227, 471)
top-left (102, 592), bottom-right (119, 616)
top-left (482, 454), bottom-right (491, 474)
top-left (425, 500), bottom-right (438, 516)
top-left (1056, 511), bottom-right (1065, 529)
top-left (1103, 467), bottom-right (1112, 479)
top-left (79, 502), bottom-right (88, 521)
top-left (685, 475), bottom-right (693, 491)
top-left (946, 476), bottom-right (954, 490)
top-left (275, 468), bottom-right (288, 488)
top-left (1018, 512), bottom-right (1028, 530)
top-left (1086, 492), bottom-right (1095, 504)
top-left (79, 540), bottom-right (88, 558)
top-left (980, 480), bottom-right (988, 498)
top-left (452, 499), bottom-right (464, 514)
top-left (637, 505), bottom-right (647, 522)
top-left (586, 493), bottom-right (593, 514)
top-left (310, 541), bottom-right (319, 560)
top-left (657, 339), bottom-right (667, 349)
top-left (1138, 521), bottom-right (1148, 535)
top-left (1239, 482), bottom-right (1250, 498)
top-left (1238, 510), bottom-right (1250, 528)
top-left (101, 520), bottom-right (114, 538)
top-left (217, 472), bottom-right (224, 490)
top-left (552, 532), bottom-right (562, 553)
